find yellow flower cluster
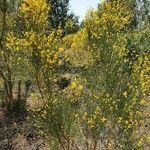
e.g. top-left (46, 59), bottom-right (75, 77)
top-left (63, 28), bottom-right (92, 66)
top-left (133, 54), bottom-right (150, 95)
top-left (65, 80), bottom-right (84, 97)
top-left (20, 0), bottom-right (49, 29)
top-left (6, 26), bottom-right (64, 68)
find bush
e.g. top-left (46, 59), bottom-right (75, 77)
top-left (3, 0), bottom-right (149, 149)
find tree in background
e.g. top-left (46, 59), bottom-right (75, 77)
top-left (107, 0), bottom-right (150, 28)
top-left (123, 0), bottom-right (150, 72)
top-left (47, 0), bottom-right (79, 34)
top-left (48, 0), bottom-right (69, 28)
top-left (64, 12), bottom-right (79, 34)
top-left (130, 0), bottom-right (150, 28)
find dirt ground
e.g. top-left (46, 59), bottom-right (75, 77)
top-left (0, 108), bottom-right (46, 150)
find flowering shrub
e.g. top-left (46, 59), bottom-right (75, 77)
top-left (3, 0), bottom-right (150, 149)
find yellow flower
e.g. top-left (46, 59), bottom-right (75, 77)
top-left (93, 114), bottom-right (97, 120)
top-left (125, 120), bottom-right (129, 125)
top-left (75, 114), bottom-right (79, 118)
top-left (118, 117), bottom-right (122, 123)
top-left (95, 106), bottom-right (101, 114)
top-left (78, 85), bottom-right (83, 91)
top-left (138, 138), bottom-right (144, 146)
top-left (101, 117), bottom-right (107, 123)
top-left (83, 112), bottom-right (87, 120)
top-left (140, 99), bottom-right (146, 105)
top-left (147, 136), bottom-right (150, 143)
top-left (71, 82), bottom-right (77, 89)
top-left (87, 119), bottom-right (93, 125)
top-left (59, 47), bottom-right (64, 52)
top-left (123, 91), bottom-right (128, 97)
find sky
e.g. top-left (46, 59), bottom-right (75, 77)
top-left (70, 0), bottom-right (100, 22)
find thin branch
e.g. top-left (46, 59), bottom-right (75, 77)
top-left (0, 0), bottom-right (7, 48)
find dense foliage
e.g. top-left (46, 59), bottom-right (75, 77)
top-left (0, 0), bottom-right (149, 149)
